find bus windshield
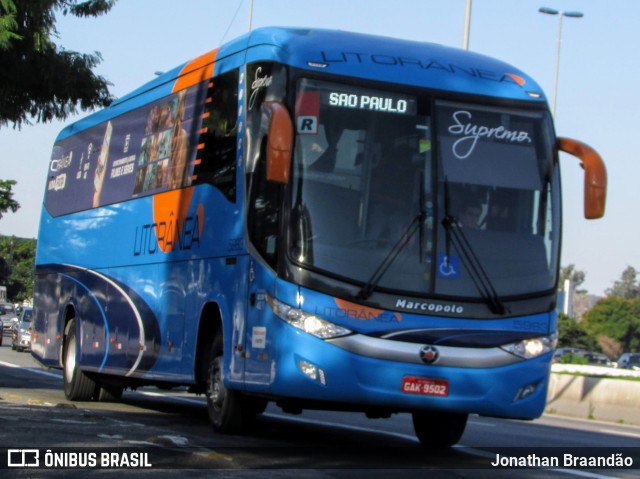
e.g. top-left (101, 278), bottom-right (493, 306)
top-left (290, 78), bottom-right (559, 301)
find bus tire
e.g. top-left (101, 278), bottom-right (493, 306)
top-left (63, 320), bottom-right (97, 401)
top-left (412, 410), bottom-right (468, 448)
top-left (206, 332), bottom-right (248, 434)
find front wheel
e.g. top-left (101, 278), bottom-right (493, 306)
top-left (412, 411), bottom-right (468, 448)
top-left (205, 332), bottom-right (264, 433)
top-left (63, 320), bottom-right (97, 401)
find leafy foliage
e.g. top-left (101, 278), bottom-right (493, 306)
top-left (557, 313), bottom-right (599, 351)
top-left (0, 179), bottom-right (20, 218)
top-left (559, 264), bottom-right (586, 292)
top-left (583, 297), bottom-right (640, 353)
top-left (598, 335), bottom-right (623, 360)
top-left (0, 235), bottom-right (35, 302)
top-left (0, 0), bottom-right (20, 49)
top-left (557, 265), bottom-right (640, 357)
top-left (555, 352), bottom-right (588, 365)
top-left (0, 0), bottom-right (116, 128)
top-left (606, 266), bottom-right (639, 300)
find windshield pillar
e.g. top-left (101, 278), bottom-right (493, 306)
top-left (244, 62), bottom-right (288, 268)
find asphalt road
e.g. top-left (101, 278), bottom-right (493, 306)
top-left (0, 334), bottom-right (638, 478)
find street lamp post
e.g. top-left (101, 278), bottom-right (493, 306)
top-left (463, 0), bottom-right (472, 50)
top-left (539, 7), bottom-right (584, 117)
top-left (249, 0), bottom-right (254, 31)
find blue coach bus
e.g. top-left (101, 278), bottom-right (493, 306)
top-left (32, 27), bottom-right (606, 447)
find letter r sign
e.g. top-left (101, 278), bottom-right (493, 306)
top-left (297, 116), bottom-right (318, 134)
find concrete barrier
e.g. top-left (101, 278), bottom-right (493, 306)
top-left (546, 365), bottom-right (640, 425)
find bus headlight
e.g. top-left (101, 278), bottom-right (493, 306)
top-left (501, 334), bottom-right (557, 359)
top-left (267, 295), bottom-right (352, 339)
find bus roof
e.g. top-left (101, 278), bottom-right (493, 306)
top-left (228, 27), bottom-right (546, 102)
top-left (57, 27), bottom-right (547, 142)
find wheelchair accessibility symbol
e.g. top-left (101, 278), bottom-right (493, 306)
top-left (437, 254), bottom-right (460, 279)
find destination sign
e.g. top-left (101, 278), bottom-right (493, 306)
top-left (326, 90), bottom-right (416, 115)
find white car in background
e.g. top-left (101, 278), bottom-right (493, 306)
top-left (12, 306), bottom-right (33, 352)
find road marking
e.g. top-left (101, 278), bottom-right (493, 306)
top-left (0, 360), bottom-right (63, 379)
top-left (468, 419), bottom-right (496, 427)
top-left (598, 428), bottom-right (640, 439)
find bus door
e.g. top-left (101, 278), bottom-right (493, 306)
top-left (244, 258), bottom-right (276, 388)
top-left (242, 61), bottom-right (288, 389)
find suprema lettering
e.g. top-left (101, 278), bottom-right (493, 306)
top-left (448, 110), bottom-right (532, 159)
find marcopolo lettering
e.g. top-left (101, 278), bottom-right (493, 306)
top-left (396, 298), bottom-right (464, 314)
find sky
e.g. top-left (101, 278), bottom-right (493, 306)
top-left (0, 0), bottom-right (637, 296)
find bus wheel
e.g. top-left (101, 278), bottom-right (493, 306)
top-left (412, 411), bottom-right (468, 447)
top-left (63, 320), bottom-right (97, 401)
top-left (206, 332), bottom-right (246, 433)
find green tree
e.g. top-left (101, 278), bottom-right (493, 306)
top-left (0, 179), bottom-right (20, 218)
top-left (0, 0), bottom-right (20, 49)
top-left (599, 335), bottom-right (623, 361)
top-left (583, 297), bottom-right (640, 352)
top-left (559, 264), bottom-right (586, 290)
top-left (0, 235), bottom-right (35, 302)
top-left (606, 266), bottom-right (639, 299)
top-left (557, 313), bottom-right (598, 351)
top-left (0, 0), bottom-right (116, 128)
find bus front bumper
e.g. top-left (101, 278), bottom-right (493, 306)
top-left (261, 321), bottom-right (552, 420)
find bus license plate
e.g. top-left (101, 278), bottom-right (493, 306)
top-left (402, 376), bottom-right (449, 397)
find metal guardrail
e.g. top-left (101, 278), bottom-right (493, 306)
top-left (551, 363), bottom-right (640, 379)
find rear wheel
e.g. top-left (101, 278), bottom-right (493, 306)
top-left (412, 411), bottom-right (468, 447)
top-left (205, 332), bottom-right (265, 433)
top-left (63, 320), bottom-right (97, 401)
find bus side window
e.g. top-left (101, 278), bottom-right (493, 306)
top-left (193, 69), bottom-right (239, 202)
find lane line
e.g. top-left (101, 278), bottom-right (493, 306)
top-left (0, 360), bottom-right (63, 379)
top-left (467, 419), bottom-right (496, 427)
top-left (598, 429), bottom-right (640, 439)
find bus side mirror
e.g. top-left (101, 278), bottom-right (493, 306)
top-left (266, 102), bottom-right (293, 184)
top-left (557, 137), bottom-right (607, 219)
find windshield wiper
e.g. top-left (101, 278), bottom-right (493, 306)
top-left (356, 206), bottom-right (426, 301)
top-left (357, 175), bottom-right (427, 301)
top-left (442, 178), bottom-right (508, 315)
